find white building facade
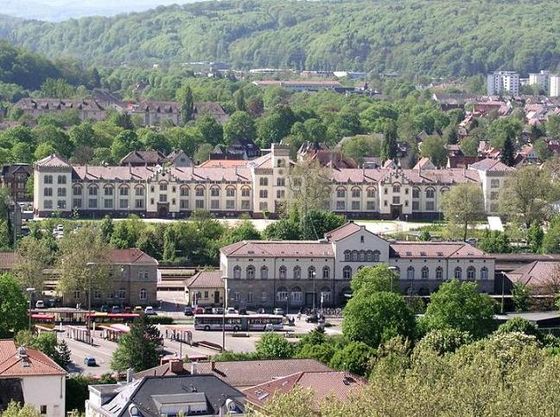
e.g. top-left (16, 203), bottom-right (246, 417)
top-left (529, 70), bottom-right (550, 93)
top-left (220, 223), bottom-right (495, 309)
top-left (487, 71), bottom-right (520, 96)
top-left (550, 75), bottom-right (560, 97)
top-left (33, 146), bottom-right (512, 220)
top-left (0, 341), bottom-right (66, 417)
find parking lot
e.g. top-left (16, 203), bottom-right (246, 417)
top-left (57, 314), bottom-right (341, 376)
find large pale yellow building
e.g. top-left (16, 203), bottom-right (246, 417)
top-left (33, 144), bottom-right (513, 219)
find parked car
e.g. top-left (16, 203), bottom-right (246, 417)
top-left (124, 306), bottom-right (132, 313)
top-left (212, 307), bottom-right (224, 314)
top-left (100, 305), bottom-right (109, 313)
top-left (226, 307), bottom-right (237, 315)
top-left (35, 300), bottom-right (45, 309)
top-left (184, 306), bottom-right (194, 316)
top-left (133, 306), bottom-right (143, 313)
top-left (256, 308), bottom-right (266, 314)
top-left (84, 356), bottom-right (96, 367)
top-left (203, 307), bottom-right (213, 314)
top-left (273, 308), bottom-right (285, 316)
top-left (194, 307), bottom-right (204, 315)
top-left (111, 306), bottom-right (121, 314)
top-left (144, 306), bottom-right (157, 315)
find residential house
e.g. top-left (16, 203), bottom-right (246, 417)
top-left (0, 164), bottom-right (33, 202)
top-left (14, 98), bottom-right (106, 121)
top-left (185, 270), bottom-right (224, 307)
top-left (244, 371), bottom-right (365, 413)
top-left (252, 80), bottom-right (345, 93)
top-left (120, 151), bottom-right (166, 167)
top-left (0, 340), bottom-right (66, 417)
top-left (134, 359), bottom-right (333, 390)
top-left (86, 375), bottom-right (245, 417)
top-left (487, 71), bottom-right (520, 96)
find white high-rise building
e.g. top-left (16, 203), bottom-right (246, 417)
top-left (550, 75), bottom-right (560, 97)
top-left (487, 71), bottom-right (520, 96)
top-left (529, 70), bottom-right (550, 93)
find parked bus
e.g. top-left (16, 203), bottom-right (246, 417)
top-left (194, 314), bottom-right (283, 331)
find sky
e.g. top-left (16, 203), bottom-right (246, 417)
top-left (2, 0), bottom-right (205, 21)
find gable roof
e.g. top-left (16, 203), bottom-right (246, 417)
top-left (120, 150), bottom-right (166, 166)
top-left (106, 248), bottom-right (158, 266)
top-left (505, 261), bottom-right (560, 287)
top-left (0, 340), bottom-right (66, 377)
top-left (469, 158), bottom-right (515, 172)
top-left (220, 240), bottom-right (333, 258)
top-left (244, 371), bottom-right (365, 409)
top-left (389, 242), bottom-right (490, 259)
top-left (324, 222), bottom-right (362, 242)
top-left (186, 270), bottom-right (223, 289)
top-left (94, 375), bottom-right (244, 417)
top-left (34, 154), bottom-right (71, 169)
top-left (134, 359), bottom-right (333, 389)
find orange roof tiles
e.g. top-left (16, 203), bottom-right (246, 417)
top-left (0, 340), bottom-right (66, 377)
top-left (221, 241), bottom-right (334, 258)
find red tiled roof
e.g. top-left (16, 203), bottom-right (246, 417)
top-left (324, 222), bottom-right (362, 242)
top-left (505, 261), bottom-right (560, 287)
top-left (34, 154), bottom-right (71, 168)
top-left (390, 242), bottom-right (490, 259)
top-left (469, 158), bottom-right (515, 172)
top-left (197, 159), bottom-right (248, 168)
top-left (0, 340), bottom-right (66, 377)
top-left (134, 359), bottom-right (333, 388)
top-left (244, 371), bottom-right (366, 409)
top-left (220, 241), bottom-right (333, 258)
top-left (106, 248), bottom-right (158, 265)
top-left (186, 270), bottom-right (223, 289)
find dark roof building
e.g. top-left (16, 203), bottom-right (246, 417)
top-left (87, 375), bottom-right (245, 417)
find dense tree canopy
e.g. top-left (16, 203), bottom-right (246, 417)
top-left (3, 1), bottom-right (560, 77)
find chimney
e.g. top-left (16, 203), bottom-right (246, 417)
top-left (126, 368), bottom-right (134, 383)
top-left (170, 358), bottom-right (184, 374)
top-left (211, 361), bottom-right (216, 372)
top-left (190, 361), bottom-right (198, 375)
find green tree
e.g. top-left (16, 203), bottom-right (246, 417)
top-left (527, 222), bottom-right (544, 254)
top-left (178, 85), bottom-right (194, 125)
top-left (542, 216), bottom-right (560, 254)
top-left (288, 159), bottom-right (331, 214)
top-left (196, 115), bottom-right (223, 146)
top-left (221, 220), bottom-right (261, 245)
top-left (223, 111), bottom-right (256, 145)
top-left (255, 332), bottom-right (294, 359)
top-left (99, 215), bottom-right (114, 242)
top-left (329, 341), bottom-right (375, 376)
top-left (495, 317), bottom-right (542, 342)
top-left (479, 230), bottom-right (512, 253)
top-left (414, 328), bottom-right (473, 355)
top-left (1, 402), bottom-right (42, 417)
top-left (343, 291), bottom-right (416, 348)
top-left (234, 88), bottom-right (246, 111)
top-left (14, 237), bottom-right (53, 291)
top-left (193, 142), bottom-right (213, 164)
top-left (56, 226), bottom-right (111, 305)
top-left (500, 136), bottom-right (515, 166)
top-left (420, 280), bottom-right (495, 339)
top-left (0, 274), bottom-right (28, 338)
top-left (299, 210), bottom-right (344, 240)
top-left (420, 135), bottom-right (447, 167)
top-left (111, 315), bottom-right (161, 372)
top-left (460, 136), bottom-right (479, 157)
top-left (350, 265), bottom-right (399, 294)
top-left (441, 183), bottom-right (485, 241)
top-left (499, 165), bottom-right (557, 227)
top-left (511, 283), bottom-right (531, 312)
top-left (381, 120), bottom-right (398, 161)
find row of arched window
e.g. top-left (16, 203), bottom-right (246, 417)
top-left (233, 265), bottom-right (330, 280)
top-left (343, 250), bottom-right (380, 262)
top-left (394, 266), bottom-right (488, 280)
top-left (275, 287), bottom-right (332, 303)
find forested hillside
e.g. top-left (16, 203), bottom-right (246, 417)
top-left (0, 0), bottom-right (559, 77)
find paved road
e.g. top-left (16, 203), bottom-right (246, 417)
top-left (57, 316), bottom-right (341, 376)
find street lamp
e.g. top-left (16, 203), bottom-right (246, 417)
top-left (26, 288), bottom-right (35, 331)
top-left (86, 262), bottom-right (95, 345)
top-left (312, 271), bottom-right (316, 312)
top-left (222, 288), bottom-right (230, 353)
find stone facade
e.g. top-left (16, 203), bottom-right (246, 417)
top-left (220, 222), bottom-right (495, 310)
top-left (33, 146), bottom-right (513, 220)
